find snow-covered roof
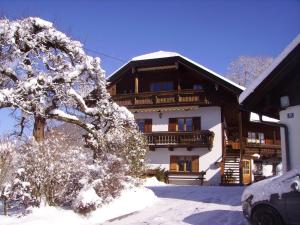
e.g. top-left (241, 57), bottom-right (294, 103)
top-left (239, 34), bottom-right (300, 104)
top-left (108, 51), bottom-right (245, 91)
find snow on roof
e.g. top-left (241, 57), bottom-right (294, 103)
top-left (250, 112), bottom-right (279, 123)
top-left (132, 51), bottom-right (180, 61)
top-left (239, 33), bottom-right (300, 104)
top-left (108, 51), bottom-right (245, 91)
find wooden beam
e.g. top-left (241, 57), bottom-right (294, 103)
top-left (134, 75), bottom-right (139, 94)
top-left (136, 64), bottom-right (178, 72)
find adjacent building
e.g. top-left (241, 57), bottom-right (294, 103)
top-left (106, 51), bottom-right (281, 185)
top-left (239, 34), bottom-right (300, 173)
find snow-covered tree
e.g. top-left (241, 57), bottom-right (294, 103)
top-left (227, 56), bottom-right (273, 87)
top-left (0, 17), bottom-right (147, 214)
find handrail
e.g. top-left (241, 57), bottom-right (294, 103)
top-left (113, 89), bottom-right (205, 97)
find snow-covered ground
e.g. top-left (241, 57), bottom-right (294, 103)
top-left (0, 184), bottom-right (157, 225)
top-left (0, 179), bottom-right (248, 225)
top-left (105, 185), bottom-right (249, 225)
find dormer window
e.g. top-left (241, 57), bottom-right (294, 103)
top-left (150, 81), bottom-right (173, 92)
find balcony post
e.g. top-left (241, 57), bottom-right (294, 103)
top-left (238, 111), bottom-right (243, 184)
top-left (134, 75), bottom-right (139, 94)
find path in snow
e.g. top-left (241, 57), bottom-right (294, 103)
top-left (103, 185), bottom-right (249, 225)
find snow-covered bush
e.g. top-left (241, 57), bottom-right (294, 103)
top-left (0, 137), bottom-right (18, 215)
top-left (18, 131), bottom-right (89, 207)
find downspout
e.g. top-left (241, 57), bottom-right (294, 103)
top-left (254, 114), bottom-right (291, 171)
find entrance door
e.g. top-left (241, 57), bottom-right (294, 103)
top-left (242, 159), bottom-right (251, 185)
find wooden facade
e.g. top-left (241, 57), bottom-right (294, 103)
top-left (105, 52), bottom-right (281, 185)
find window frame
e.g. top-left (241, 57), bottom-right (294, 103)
top-left (170, 155), bottom-right (199, 173)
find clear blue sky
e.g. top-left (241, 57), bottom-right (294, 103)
top-left (0, 0), bottom-right (300, 135)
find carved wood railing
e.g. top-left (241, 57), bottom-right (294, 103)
top-left (111, 89), bottom-right (211, 108)
top-left (145, 130), bottom-right (214, 148)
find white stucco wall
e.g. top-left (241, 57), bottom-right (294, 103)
top-left (280, 105), bottom-right (300, 172)
top-left (134, 106), bottom-right (223, 185)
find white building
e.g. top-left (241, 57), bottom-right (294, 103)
top-left (107, 51), bottom-right (281, 185)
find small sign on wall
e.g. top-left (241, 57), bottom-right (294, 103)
top-left (287, 112), bottom-right (294, 119)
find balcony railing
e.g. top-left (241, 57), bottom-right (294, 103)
top-left (144, 130), bottom-right (214, 148)
top-left (226, 139), bottom-right (281, 150)
top-left (112, 89), bottom-right (211, 108)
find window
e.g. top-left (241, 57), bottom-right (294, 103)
top-left (247, 132), bottom-right (265, 144)
top-left (150, 81), bottom-right (173, 92)
top-left (247, 132), bottom-right (256, 143)
top-left (137, 120), bottom-right (145, 132)
top-left (170, 156), bottom-right (198, 172)
top-left (177, 118), bottom-right (185, 132)
top-left (193, 84), bottom-right (203, 90)
top-left (258, 133), bottom-right (265, 144)
top-left (136, 119), bottom-right (152, 133)
top-left (177, 118), bottom-right (196, 132)
top-left (169, 117), bottom-right (201, 132)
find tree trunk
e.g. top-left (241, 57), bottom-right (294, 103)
top-left (33, 116), bottom-right (46, 142)
top-left (3, 197), bottom-right (8, 215)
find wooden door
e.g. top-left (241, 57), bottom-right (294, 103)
top-left (242, 159), bottom-right (251, 185)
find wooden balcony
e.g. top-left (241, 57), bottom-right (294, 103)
top-left (226, 139), bottom-right (281, 150)
top-left (225, 138), bottom-right (281, 158)
top-left (145, 130), bottom-right (214, 149)
top-left (244, 138), bottom-right (281, 150)
top-left (111, 89), bottom-right (211, 109)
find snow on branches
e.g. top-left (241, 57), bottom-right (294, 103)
top-left (227, 56), bottom-right (273, 87)
top-left (0, 17), bottom-right (148, 215)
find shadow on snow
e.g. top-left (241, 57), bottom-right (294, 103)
top-left (146, 185), bottom-right (244, 206)
top-left (183, 210), bottom-right (249, 225)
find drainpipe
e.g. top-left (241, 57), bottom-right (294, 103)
top-left (254, 114), bottom-right (291, 172)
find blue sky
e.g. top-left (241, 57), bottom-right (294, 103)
top-left (0, 0), bottom-right (300, 135)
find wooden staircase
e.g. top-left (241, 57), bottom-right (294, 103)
top-left (221, 150), bottom-right (241, 185)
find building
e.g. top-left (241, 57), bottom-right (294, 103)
top-left (239, 34), bottom-right (300, 173)
top-left (106, 51), bottom-right (281, 185)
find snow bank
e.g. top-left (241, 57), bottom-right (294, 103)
top-left (242, 168), bottom-right (300, 203)
top-left (87, 186), bottom-right (157, 224)
top-left (143, 177), bottom-right (166, 186)
top-left (0, 186), bottom-right (157, 225)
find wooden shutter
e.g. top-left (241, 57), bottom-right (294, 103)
top-left (170, 156), bottom-right (178, 171)
top-left (169, 118), bottom-right (177, 132)
top-left (191, 156), bottom-right (199, 172)
top-left (193, 117), bottom-right (201, 131)
top-left (108, 84), bottom-right (116, 96)
top-left (144, 119), bottom-right (152, 133)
